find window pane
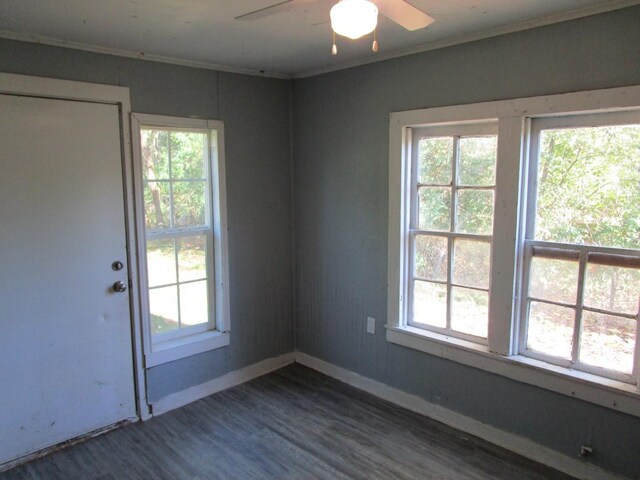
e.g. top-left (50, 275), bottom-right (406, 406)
top-left (149, 285), bottom-right (179, 334)
top-left (147, 238), bottom-right (176, 287)
top-left (527, 301), bottom-right (574, 358)
top-left (418, 137), bottom-right (452, 185)
top-left (413, 280), bottom-right (446, 328)
top-left (170, 131), bottom-right (206, 179)
top-left (580, 311), bottom-right (636, 374)
top-left (529, 255), bottom-right (579, 305)
top-left (584, 263), bottom-right (640, 315)
top-left (144, 181), bottom-right (170, 229)
top-left (179, 280), bottom-right (209, 327)
top-left (141, 130), bottom-right (169, 180)
top-left (178, 235), bottom-right (207, 282)
top-left (414, 235), bottom-right (448, 281)
top-left (172, 180), bottom-right (206, 227)
top-left (452, 239), bottom-right (490, 289)
top-left (456, 189), bottom-right (493, 235)
top-left (418, 187), bottom-right (451, 231)
top-left (451, 287), bottom-right (488, 338)
top-left (458, 136), bottom-right (497, 186)
top-left (534, 125), bottom-right (640, 249)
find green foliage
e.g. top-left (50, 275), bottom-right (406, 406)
top-left (536, 125), bottom-right (640, 249)
top-left (418, 137), bottom-right (452, 184)
top-left (417, 136), bottom-right (496, 236)
top-left (459, 137), bottom-right (496, 186)
top-left (418, 187), bottom-right (450, 230)
top-left (414, 235), bottom-right (447, 281)
top-left (457, 189), bottom-right (493, 234)
top-left (141, 129), bottom-right (208, 230)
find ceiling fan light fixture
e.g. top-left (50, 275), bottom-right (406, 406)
top-left (330, 0), bottom-right (378, 40)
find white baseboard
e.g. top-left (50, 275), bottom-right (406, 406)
top-left (151, 352), bottom-right (295, 416)
top-left (294, 351), bottom-right (626, 480)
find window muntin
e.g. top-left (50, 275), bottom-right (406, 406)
top-left (522, 118), bottom-right (640, 381)
top-left (409, 126), bottom-right (497, 342)
top-left (140, 127), bottom-right (216, 342)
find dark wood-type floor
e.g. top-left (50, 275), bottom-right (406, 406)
top-left (2, 364), bottom-right (575, 480)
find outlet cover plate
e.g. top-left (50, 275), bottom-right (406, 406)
top-left (367, 317), bottom-right (375, 334)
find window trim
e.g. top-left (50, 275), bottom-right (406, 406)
top-left (387, 85), bottom-right (640, 417)
top-left (131, 113), bottom-right (230, 367)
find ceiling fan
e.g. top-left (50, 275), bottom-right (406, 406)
top-left (235, 0), bottom-right (435, 54)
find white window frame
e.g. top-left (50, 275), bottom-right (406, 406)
top-left (408, 123), bottom-right (498, 344)
top-left (132, 113), bottom-right (230, 367)
top-left (387, 85), bottom-right (640, 418)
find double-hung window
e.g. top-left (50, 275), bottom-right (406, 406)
top-left (521, 114), bottom-right (640, 382)
top-left (132, 114), bottom-right (230, 367)
top-left (409, 124), bottom-right (497, 341)
top-left (388, 86), bottom-right (640, 416)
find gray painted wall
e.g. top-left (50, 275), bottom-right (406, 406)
top-left (293, 7), bottom-right (640, 479)
top-left (0, 39), bottom-right (294, 402)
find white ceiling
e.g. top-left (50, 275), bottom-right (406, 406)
top-left (0, 0), bottom-right (637, 78)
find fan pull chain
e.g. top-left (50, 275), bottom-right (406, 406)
top-left (332, 31), bottom-right (338, 55)
top-left (372, 28), bottom-right (378, 52)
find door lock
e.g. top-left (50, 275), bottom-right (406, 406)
top-left (112, 261), bottom-right (124, 271)
top-left (112, 281), bottom-right (127, 293)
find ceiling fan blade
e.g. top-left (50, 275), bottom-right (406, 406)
top-left (376, 0), bottom-right (435, 31)
top-left (235, 1), bottom-right (296, 21)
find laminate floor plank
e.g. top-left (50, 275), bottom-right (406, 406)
top-left (1, 364), bottom-right (575, 480)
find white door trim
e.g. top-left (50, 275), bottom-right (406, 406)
top-left (0, 73), bottom-right (149, 421)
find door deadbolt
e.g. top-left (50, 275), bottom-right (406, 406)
top-left (112, 281), bottom-right (127, 293)
top-left (112, 261), bottom-right (124, 271)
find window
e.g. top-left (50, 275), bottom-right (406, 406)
top-left (388, 86), bottom-right (640, 416)
top-left (521, 116), bottom-right (640, 382)
top-left (409, 125), bottom-right (497, 341)
top-left (132, 114), bottom-right (230, 367)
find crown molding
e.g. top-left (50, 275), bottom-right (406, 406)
top-left (0, 30), bottom-right (291, 80)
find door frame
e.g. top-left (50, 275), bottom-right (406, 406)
top-left (0, 73), bottom-right (149, 421)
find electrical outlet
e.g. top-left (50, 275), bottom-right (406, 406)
top-left (366, 316), bottom-right (375, 334)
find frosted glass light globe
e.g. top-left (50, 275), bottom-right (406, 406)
top-left (330, 0), bottom-right (378, 40)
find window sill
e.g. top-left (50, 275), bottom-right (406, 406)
top-left (386, 325), bottom-right (640, 418)
top-left (145, 330), bottom-right (230, 367)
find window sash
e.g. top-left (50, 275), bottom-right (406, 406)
top-left (142, 128), bottom-right (212, 233)
top-left (520, 241), bottom-right (640, 376)
top-left (520, 114), bottom-right (640, 382)
top-left (408, 127), bottom-right (497, 342)
top-left (140, 126), bottom-right (217, 342)
top-left (145, 230), bottom-right (216, 340)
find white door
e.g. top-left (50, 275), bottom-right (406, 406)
top-left (0, 94), bottom-right (137, 465)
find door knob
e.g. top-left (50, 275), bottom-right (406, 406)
top-left (112, 281), bottom-right (127, 293)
